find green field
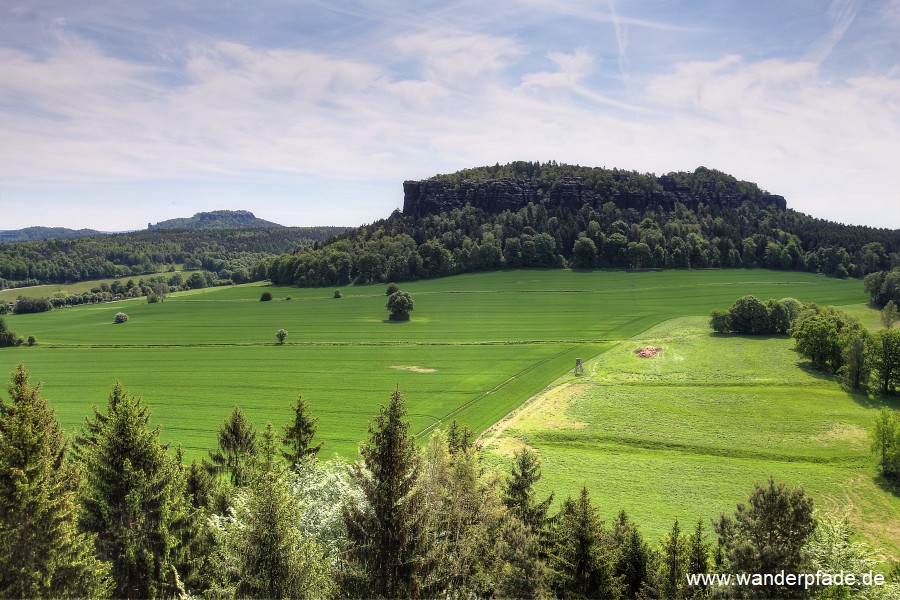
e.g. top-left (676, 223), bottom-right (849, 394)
top-left (3, 268), bottom-right (895, 556)
top-left (481, 316), bottom-right (900, 559)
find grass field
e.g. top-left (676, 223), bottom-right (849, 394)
top-left (3, 267), bottom-right (894, 557)
top-left (480, 316), bottom-right (900, 559)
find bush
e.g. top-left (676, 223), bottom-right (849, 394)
top-left (276, 329), bottom-right (288, 344)
top-left (0, 317), bottom-right (23, 347)
top-left (114, 312), bottom-right (129, 324)
top-left (386, 284), bottom-right (399, 296)
top-left (13, 296), bottom-right (52, 314)
top-left (386, 291), bottom-right (414, 321)
top-left (26, 335), bottom-right (36, 346)
top-left (147, 294), bottom-right (159, 304)
top-left (260, 292), bottom-right (273, 302)
top-left (709, 309), bottom-right (731, 333)
top-left (286, 296), bottom-right (292, 301)
top-left (334, 289), bottom-right (342, 299)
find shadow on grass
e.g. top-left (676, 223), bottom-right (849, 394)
top-left (708, 332), bottom-right (791, 341)
top-left (381, 318), bottom-right (411, 324)
top-left (873, 473), bottom-right (900, 500)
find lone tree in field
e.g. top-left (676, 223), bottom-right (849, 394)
top-left (386, 290), bottom-right (414, 321)
top-left (113, 312), bottom-right (128, 324)
top-left (276, 329), bottom-right (288, 344)
top-left (260, 291), bottom-right (273, 302)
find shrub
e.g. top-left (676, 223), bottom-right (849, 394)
top-left (27, 335), bottom-right (36, 346)
top-left (386, 291), bottom-right (414, 322)
top-left (276, 329), bottom-right (288, 344)
top-left (286, 296), bottom-right (292, 301)
top-left (334, 289), bottom-right (342, 299)
top-left (260, 291), bottom-right (273, 302)
top-left (709, 309), bottom-right (731, 334)
top-left (13, 296), bottom-right (52, 314)
top-left (386, 284), bottom-right (399, 296)
top-left (147, 294), bottom-right (159, 304)
top-left (0, 317), bottom-right (23, 347)
top-left (114, 312), bottom-right (129, 324)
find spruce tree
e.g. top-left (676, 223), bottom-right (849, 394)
top-left (282, 395), bottom-right (323, 465)
top-left (75, 382), bottom-right (188, 598)
top-left (660, 519), bottom-right (686, 600)
top-left (502, 447), bottom-right (554, 532)
top-left (342, 388), bottom-right (429, 598)
top-left (0, 364), bottom-right (111, 597)
top-left (206, 407), bottom-right (258, 488)
top-left (685, 519), bottom-right (710, 596)
top-left (550, 487), bottom-right (620, 599)
top-left (616, 526), bottom-right (650, 599)
top-left (232, 423), bottom-right (334, 598)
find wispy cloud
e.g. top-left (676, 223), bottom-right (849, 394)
top-left (806, 0), bottom-right (862, 63)
top-left (0, 2), bottom-right (897, 230)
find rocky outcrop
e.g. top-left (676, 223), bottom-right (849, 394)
top-left (403, 172), bottom-right (787, 219)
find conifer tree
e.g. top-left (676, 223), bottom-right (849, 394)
top-left (660, 519), bottom-right (686, 599)
top-left (75, 382), bottom-right (188, 598)
top-left (616, 526), bottom-right (650, 599)
top-left (502, 447), bottom-right (554, 532)
top-left (684, 519), bottom-right (710, 596)
top-left (282, 395), bottom-right (322, 465)
top-left (550, 487), bottom-right (620, 599)
top-left (493, 514), bottom-right (553, 598)
top-left (206, 407), bottom-right (258, 488)
top-left (341, 388), bottom-right (429, 598)
top-left (0, 364), bottom-right (111, 597)
top-left (228, 422), bottom-right (334, 598)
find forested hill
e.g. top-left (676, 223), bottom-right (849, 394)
top-left (262, 162), bottom-right (898, 287)
top-left (147, 210), bottom-right (283, 231)
top-left (0, 227), bottom-right (106, 243)
top-left (0, 226), bottom-right (347, 288)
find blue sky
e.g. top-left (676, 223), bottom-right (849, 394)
top-left (1, 0), bottom-right (898, 230)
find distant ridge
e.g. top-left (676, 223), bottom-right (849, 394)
top-left (148, 210), bottom-right (283, 231)
top-left (0, 226), bottom-right (105, 243)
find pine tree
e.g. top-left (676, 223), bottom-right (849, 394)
top-left (684, 519), bottom-right (710, 596)
top-left (206, 407), bottom-right (258, 488)
top-left (502, 447), bottom-right (554, 532)
top-left (616, 526), bottom-right (650, 599)
top-left (493, 514), bottom-right (553, 599)
top-left (714, 477), bottom-right (816, 599)
top-left (231, 422), bottom-right (334, 598)
top-left (282, 395), bottom-right (322, 465)
top-left (75, 382), bottom-right (188, 598)
top-left (660, 519), bottom-right (686, 599)
top-left (0, 364), bottom-right (111, 597)
top-left (550, 487), bottom-right (620, 599)
top-left (341, 388), bottom-right (429, 598)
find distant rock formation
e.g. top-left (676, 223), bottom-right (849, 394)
top-left (402, 171), bottom-right (787, 220)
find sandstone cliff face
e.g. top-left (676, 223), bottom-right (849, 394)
top-left (403, 174), bottom-right (786, 220)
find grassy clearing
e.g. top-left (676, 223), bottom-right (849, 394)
top-left (481, 316), bottom-right (900, 559)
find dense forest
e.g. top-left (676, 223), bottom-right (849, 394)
top-left (262, 163), bottom-right (899, 288)
top-left (2, 364), bottom-right (897, 598)
top-left (0, 226), bottom-right (346, 289)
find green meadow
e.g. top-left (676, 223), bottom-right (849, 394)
top-left (4, 268), bottom-right (896, 557)
top-left (481, 316), bottom-right (900, 559)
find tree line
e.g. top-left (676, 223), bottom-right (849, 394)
top-left (0, 227), bottom-right (344, 289)
top-left (2, 364), bottom-right (898, 599)
top-left (261, 165), bottom-right (898, 288)
top-left (710, 295), bottom-right (900, 394)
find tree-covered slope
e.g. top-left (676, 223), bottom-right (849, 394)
top-left (262, 162), bottom-right (899, 287)
top-left (0, 226), bottom-right (347, 288)
top-left (147, 209), bottom-right (283, 230)
top-left (0, 226), bottom-right (106, 243)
